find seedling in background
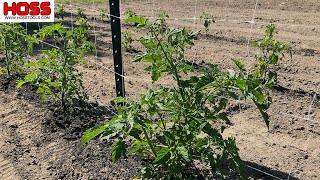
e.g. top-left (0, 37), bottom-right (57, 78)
top-left (0, 23), bottom-right (38, 78)
top-left (251, 23), bottom-right (291, 86)
top-left (83, 14), bottom-right (290, 179)
top-left (200, 12), bottom-right (215, 35)
top-left (122, 30), bottom-right (133, 51)
top-left (17, 23), bottom-right (94, 111)
top-left (77, 8), bottom-right (86, 19)
top-left (125, 9), bottom-right (140, 26)
top-left (75, 17), bottom-right (91, 41)
top-left (55, 4), bottom-right (66, 20)
top-left (125, 9), bottom-right (136, 20)
top-left (76, 17), bottom-right (91, 30)
top-left (99, 8), bottom-right (109, 22)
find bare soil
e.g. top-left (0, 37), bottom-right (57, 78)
top-left (1, 0), bottom-right (319, 179)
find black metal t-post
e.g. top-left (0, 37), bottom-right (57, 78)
top-left (109, 0), bottom-right (125, 99)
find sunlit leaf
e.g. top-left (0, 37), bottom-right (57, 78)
top-left (153, 147), bottom-right (170, 164)
top-left (112, 139), bottom-right (126, 162)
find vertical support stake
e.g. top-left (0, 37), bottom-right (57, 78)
top-left (109, 0), bottom-right (125, 101)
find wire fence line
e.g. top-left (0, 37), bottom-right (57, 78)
top-left (246, 0), bottom-right (259, 57)
top-left (56, 2), bottom-right (320, 29)
top-left (245, 164), bottom-right (284, 180)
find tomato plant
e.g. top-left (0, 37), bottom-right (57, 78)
top-left (77, 8), bottom-right (86, 19)
top-left (200, 12), bottom-right (215, 35)
top-left (0, 23), bottom-right (38, 78)
top-left (17, 23), bottom-right (94, 111)
top-left (125, 9), bottom-right (140, 26)
top-left (125, 9), bottom-right (136, 20)
top-left (76, 17), bottom-right (91, 33)
top-left (55, 4), bottom-right (66, 20)
top-left (122, 30), bottom-right (133, 51)
top-left (99, 8), bottom-right (109, 22)
top-left (251, 23), bottom-right (291, 85)
top-left (82, 15), bottom-right (289, 179)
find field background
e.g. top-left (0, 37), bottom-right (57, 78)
top-left (0, 0), bottom-right (319, 179)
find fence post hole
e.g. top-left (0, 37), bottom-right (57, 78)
top-left (109, 0), bottom-right (125, 104)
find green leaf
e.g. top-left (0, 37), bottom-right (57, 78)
top-left (218, 113), bottom-right (231, 124)
top-left (127, 16), bottom-right (147, 27)
top-left (207, 152), bottom-right (219, 174)
top-left (41, 93), bottom-right (47, 102)
top-left (129, 128), bottom-right (142, 140)
top-left (115, 97), bottom-right (127, 103)
top-left (231, 58), bottom-right (245, 70)
top-left (195, 138), bottom-right (208, 148)
top-left (17, 70), bottom-right (40, 89)
top-left (203, 124), bottom-right (222, 140)
top-left (153, 147), bottom-right (170, 164)
top-left (100, 129), bottom-right (118, 141)
top-left (145, 89), bottom-right (154, 101)
top-left (81, 125), bottom-right (106, 144)
top-left (129, 140), bottom-right (146, 155)
top-left (236, 79), bottom-right (246, 91)
top-left (177, 146), bottom-right (189, 161)
top-left (16, 80), bottom-right (25, 88)
top-left (140, 39), bottom-right (157, 49)
top-left (254, 101), bottom-right (270, 128)
top-left (227, 69), bottom-right (236, 78)
top-left (252, 90), bottom-right (265, 103)
top-left (112, 139), bottom-right (127, 162)
top-left (133, 53), bottom-right (147, 62)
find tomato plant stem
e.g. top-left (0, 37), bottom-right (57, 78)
top-left (151, 28), bottom-right (186, 103)
top-left (142, 126), bottom-right (157, 157)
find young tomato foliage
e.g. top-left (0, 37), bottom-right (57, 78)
top-left (17, 23), bottom-right (94, 111)
top-left (77, 8), bottom-right (86, 19)
top-left (55, 4), bottom-right (67, 20)
top-left (124, 9), bottom-right (144, 27)
top-left (125, 9), bottom-right (137, 21)
top-left (99, 8), bottom-right (109, 22)
top-left (251, 23), bottom-right (291, 86)
top-left (122, 30), bottom-right (133, 51)
top-left (83, 14), bottom-right (289, 179)
top-left (0, 23), bottom-right (38, 77)
top-left (200, 12), bottom-right (215, 35)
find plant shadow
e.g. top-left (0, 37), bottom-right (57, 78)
top-left (42, 101), bottom-right (115, 141)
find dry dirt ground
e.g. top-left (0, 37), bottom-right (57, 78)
top-left (1, 0), bottom-right (320, 179)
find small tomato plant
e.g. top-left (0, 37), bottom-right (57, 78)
top-left (125, 9), bottom-right (141, 26)
top-left (77, 8), bottom-right (86, 19)
top-left (122, 30), bottom-right (133, 51)
top-left (251, 23), bottom-right (291, 85)
top-left (55, 4), bottom-right (66, 20)
top-left (83, 15), bottom-right (289, 179)
top-left (99, 8), bottom-right (109, 22)
top-left (125, 9), bottom-right (136, 20)
top-left (200, 12), bottom-right (215, 35)
top-left (0, 23), bottom-right (38, 77)
top-left (17, 23), bottom-right (94, 111)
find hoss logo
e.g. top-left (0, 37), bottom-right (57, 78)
top-left (0, 0), bottom-right (54, 22)
top-left (4, 2), bottom-right (51, 16)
